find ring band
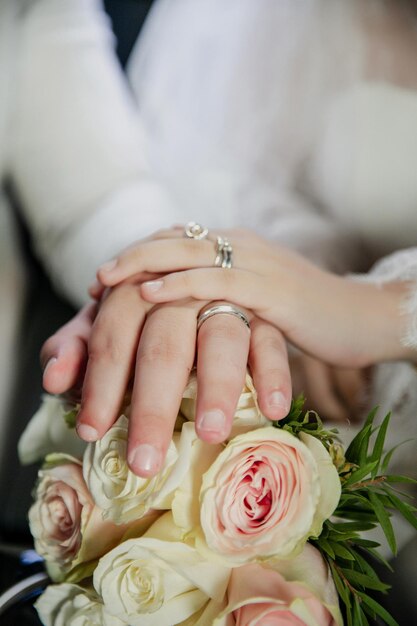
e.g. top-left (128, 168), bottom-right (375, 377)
top-left (197, 304), bottom-right (250, 331)
top-left (214, 236), bottom-right (233, 269)
top-left (184, 222), bottom-right (209, 240)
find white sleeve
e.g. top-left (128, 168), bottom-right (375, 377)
top-left (9, 0), bottom-right (178, 306)
top-left (352, 248), bottom-right (417, 351)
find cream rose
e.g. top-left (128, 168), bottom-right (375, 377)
top-left (180, 371), bottom-right (267, 437)
top-left (29, 455), bottom-right (131, 581)
top-left (84, 417), bottom-right (217, 525)
top-left (214, 544), bottom-right (343, 626)
top-left (197, 427), bottom-right (341, 564)
top-left (93, 515), bottom-right (231, 626)
top-left (35, 583), bottom-right (125, 626)
top-left (18, 395), bottom-right (86, 465)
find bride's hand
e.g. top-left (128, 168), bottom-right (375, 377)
top-left (94, 229), bottom-right (413, 368)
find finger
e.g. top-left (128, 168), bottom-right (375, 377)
top-left (76, 284), bottom-right (150, 442)
top-left (248, 318), bottom-right (291, 420)
top-left (141, 268), bottom-right (270, 315)
top-left (40, 303), bottom-right (96, 395)
top-left (127, 301), bottom-right (198, 477)
top-left (332, 367), bottom-right (368, 420)
top-left (89, 271), bottom-right (169, 296)
top-left (302, 356), bottom-right (350, 422)
top-left (88, 279), bottom-right (105, 300)
top-left (195, 306), bottom-right (251, 443)
top-left (97, 238), bottom-right (217, 286)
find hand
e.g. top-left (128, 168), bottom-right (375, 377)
top-left (93, 229), bottom-right (414, 367)
top-left (290, 352), bottom-right (369, 423)
top-left (41, 303), bottom-right (96, 397)
top-left (41, 284), bottom-right (292, 478)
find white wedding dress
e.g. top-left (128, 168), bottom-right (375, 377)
top-left (127, 0), bottom-right (417, 488)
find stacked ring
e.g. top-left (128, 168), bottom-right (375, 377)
top-left (214, 236), bottom-right (233, 269)
top-left (184, 222), bottom-right (209, 240)
top-left (183, 222), bottom-right (234, 268)
top-left (197, 303), bottom-right (250, 331)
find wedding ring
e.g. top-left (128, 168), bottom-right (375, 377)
top-left (214, 236), bottom-right (233, 269)
top-left (197, 303), bottom-right (250, 331)
top-left (184, 222), bottom-right (209, 240)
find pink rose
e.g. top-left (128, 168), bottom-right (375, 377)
top-left (29, 454), bottom-right (134, 581)
top-left (214, 544), bottom-right (342, 626)
top-left (199, 427), bottom-right (340, 564)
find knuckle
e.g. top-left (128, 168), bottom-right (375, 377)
top-left (88, 331), bottom-right (124, 364)
top-left (138, 339), bottom-right (190, 372)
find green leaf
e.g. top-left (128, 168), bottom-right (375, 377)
top-left (63, 408), bottom-right (78, 429)
top-left (370, 412), bottom-right (391, 477)
top-left (317, 538), bottom-right (335, 559)
top-left (343, 461), bottom-right (378, 487)
top-left (368, 492), bottom-right (396, 555)
top-left (341, 568), bottom-right (390, 592)
top-left (345, 410), bottom-right (376, 464)
top-left (384, 491), bottom-right (417, 530)
top-left (383, 474), bottom-right (417, 485)
top-left (357, 592), bottom-right (399, 626)
top-left (381, 439), bottom-right (415, 473)
top-left (329, 562), bottom-right (351, 611)
top-left (329, 542), bottom-right (355, 561)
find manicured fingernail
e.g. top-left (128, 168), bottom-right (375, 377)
top-left (77, 424), bottom-right (99, 442)
top-left (43, 357), bottom-right (57, 377)
top-left (99, 259), bottom-right (117, 273)
top-left (268, 391), bottom-right (288, 411)
top-left (128, 444), bottom-right (162, 476)
top-left (143, 280), bottom-right (164, 292)
top-left (199, 410), bottom-right (226, 433)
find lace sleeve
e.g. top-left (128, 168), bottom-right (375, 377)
top-left (353, 248), bottom-right (417, 351)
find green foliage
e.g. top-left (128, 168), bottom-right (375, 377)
top-left (277, 399), bottom-right (417, 626)
top-left (63, 407), bottom-right (78, 429)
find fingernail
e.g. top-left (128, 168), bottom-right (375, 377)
top-left (77, 424), bottom-right (99, 442)
top-left (199, 410), bottom-right (226, 433)
top-left (143, 280), bottom-right (164, 292)
top-left (99, 259), bottom-right (117, 273)
top-left (43, 357), bottom-right (57, 377)
top-left (128, 444), bottom-right (162, 476)
top-left (268, 391), bottom-right (288, 411)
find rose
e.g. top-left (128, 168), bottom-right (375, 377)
top-left (29, 454), bottom-right (132, 581)
top-left (18, 395), bottom-right (86, 465)
top-left (35, 583), bottom-right (125, 626)
top-left (213, 544), bottom-right (343, 626)
top-left (93, 513), bottom-right (231, 626)
top-left (196, 427), bottom-right (341, 564)
top-left (84, 417), bottom-right (219, 525)
top-left (180, 371), bottom-right (267, 437)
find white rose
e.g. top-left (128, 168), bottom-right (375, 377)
top-left (18, 395), bottom-right (85, 465)
top-left (83, 417), bottom-right (215, 525)
top-left (180, 371), bottom-right (267, 438)
top-left (35, 583), bottom-right (125, 626)
top-left (93, 516), bottom-right (230, 626)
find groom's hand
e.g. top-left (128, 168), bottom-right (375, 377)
top-left (41, 284), bottom-right (291, 477)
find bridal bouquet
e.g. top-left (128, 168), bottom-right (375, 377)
top-left (19, 373), bottom-right (417, 626)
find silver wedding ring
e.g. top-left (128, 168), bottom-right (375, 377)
top-left (214, 236), bottom-right (233, 269)
top-left (197, 303), bottom-right (250, 331)
top-left (184, 222), bottom-right (209, 240)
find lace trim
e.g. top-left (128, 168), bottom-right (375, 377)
top-left (351, 248), bottom-right (417, 351)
